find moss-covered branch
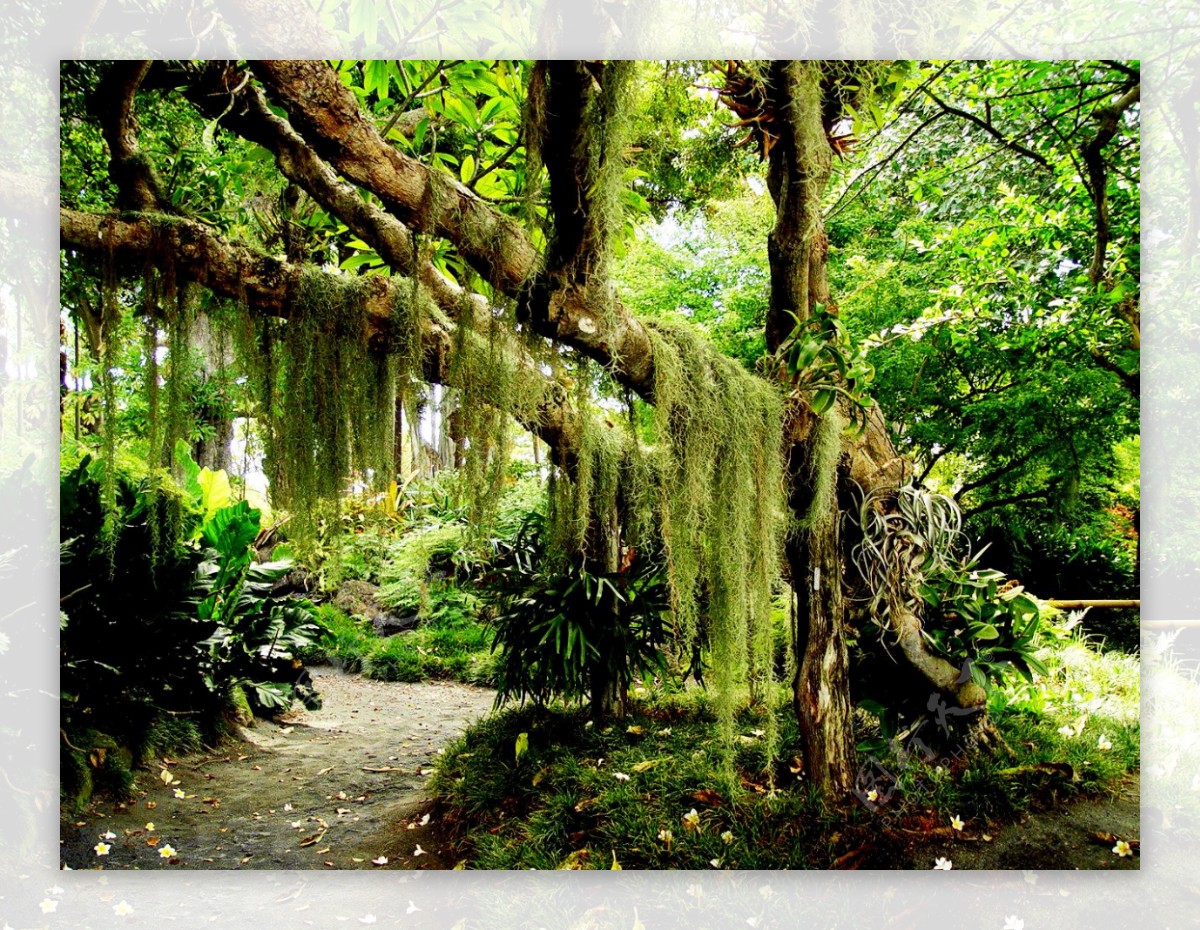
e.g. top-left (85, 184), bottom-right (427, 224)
top-left (249, 59), bottom-right (661, 399)
top-left (58, 207), bottom-right (575, 457)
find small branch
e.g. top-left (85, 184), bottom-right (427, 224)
top-left (961, 489), bottom-right (1051, 518)
top-left (1090, 348), bottom-right (1139, 397)
top-left (468, 132), bottom-right (522, 189)
top-left (921, 87), bottom-right (1052, 171)
top-left (954, 448), bottom-right (1043, 500)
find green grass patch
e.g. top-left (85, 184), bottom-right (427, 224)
top-left (308, 591), bottom-right (498, 687)
top-left (431, 631), bottom-right (1139, 869)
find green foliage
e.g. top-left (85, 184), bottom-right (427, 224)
top-left (434, 624), bottom-right (1138, 868)
top-left (851, 484), bottom-right (1047, 689)
top-left (776, 305), bottom-right (876, 433)
top-left (376, 522), bottom-right (476, 614)
top-left (486, 512), bottom-right (671, 710)
top-left (60, 456), bottom-right (211, 717)
top-left (191, 500), bottom-right (322, 713)
top-left (916, 562), bottom-right (1046, 687)
top-left (311, 591), bottom-right (498, 687)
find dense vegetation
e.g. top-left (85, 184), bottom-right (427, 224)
top-left (57, 57), bottom-right (1139, 865)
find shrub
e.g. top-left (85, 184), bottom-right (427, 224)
top-left (485, 513), bottom-right (671, 715)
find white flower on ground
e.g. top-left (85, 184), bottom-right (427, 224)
top-left (94, 842), bottom-right (111, 856)
top-left (614, 772), bottom-right (631, 782)
top-left (145, 822), bottom-right (155, 831)
top-left (1097, 734), bottom-right (1112, 751)
top-left (1057, 724), bottom-right (1074, 738)
top-left (866, 789), bottom-right (879, 802)
top-left (406, 901), bottom-right (420, 914)
top-left (657, 828), bottom-right (673, 847)
top-left (721, 830), bottom-right (734, 844)
top-left (39, 900), bottom-right (58, 914)
top-left (1112, 840), bottom-right (1132, 858)
top-left (158, 844), bottom-right (177, 859)
top-left (113, 901), bottom-right (134, 916)
top-left (413, 845), bottom-right (426, 856)
top-left (173, 788), bottom-right (186, 799)
top-left (933, 857), bottom-right (953, 870)
top-left (950, 815), bottom-right (964, 831)
top-left (682, 808), bottom-right (700, 831)
top-left (1003, 917), bottom-right (1024, 930)
top-left (709, 858), bottom-right (722, 868)
top-left (371, 856), bottom-right (388, 866)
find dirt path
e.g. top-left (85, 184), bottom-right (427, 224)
top-left (60, 668), bottom-right (496, 870)
top-left (900, 777), bottom-right (1141, 869)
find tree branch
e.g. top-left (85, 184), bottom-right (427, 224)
top-left (59, 207), bottom-right (575, 458)
top-left (248, 59), bottom-right (661, 400)
top-left (1082, 81), bottom-right (1140, 285)
top-left (92, 61), bottom-right (165, 212)
top-left (921, 87), bottom-right (1053, 171)
top-left (1090, 347), bottom-right (1140, 396)
top-left (961, 489), bottom-right (1052, 518)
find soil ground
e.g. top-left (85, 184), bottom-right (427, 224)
top-left (60, 668), bottom-right (1139, 871)
top-left (898, 778), bottom-right (1140, 870)
top-left (60, 668), bottom-right (494, 870)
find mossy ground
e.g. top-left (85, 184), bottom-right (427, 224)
top-left (306, 600), bottom-right (499, 688)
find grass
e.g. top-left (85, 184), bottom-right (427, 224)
top-left (306, 590), bottom-right (499, 688)
top-left (429, 628), bottom-right (1140, 869)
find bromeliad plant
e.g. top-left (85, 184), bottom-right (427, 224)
top-left (850, 484), bottom-right (1046, 690)
top-left (486, 513), bottom-right (671, 718)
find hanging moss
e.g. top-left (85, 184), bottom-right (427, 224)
top-left (643, 317), bottom-right (787, 781)
top-left (254, 267), bottom-right (428, 545)
top-left (795, 408), bottom-right (845, 533)
top-left (97, 232), bottom-right (121, 552)
top-left (584, 60), bottom-right (637, 290)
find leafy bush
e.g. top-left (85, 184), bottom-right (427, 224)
top-left (485, 513), bottom-right (671, 713)
top-left (60, 451), bottom-right (322, 801)
top-left (310, 590), bottom-right (498, 687)
top-left (192, 499), bottom-right (322, 712)
top-left (376, 522), bottom-right (476, 613)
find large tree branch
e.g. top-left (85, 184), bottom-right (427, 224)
top-left (59, 207), bottom-right (575, 457)
top-left (92, 60), bottom-right (165, 212)
top-left (247, 59), bottom-right (661, 400)
top-left (180, 62), bottom-right (465, 313)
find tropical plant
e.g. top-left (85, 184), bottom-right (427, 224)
top-left (191, 500), bottom-right (322, 712)
top-left (486, 513), bottom-right (671, 716)
top-left (849, 484), bottom-right (1045, 690)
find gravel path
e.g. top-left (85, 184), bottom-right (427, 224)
top-left (60, 668), bottom-right (496, 870)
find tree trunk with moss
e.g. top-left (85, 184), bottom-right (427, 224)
top-left (766, 61), bottom-right (857, 795)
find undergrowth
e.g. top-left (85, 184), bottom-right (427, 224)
top-left (308, 596), bottom-right (498, 688)
top-left (430, 630), bottom-right (1139, 869)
